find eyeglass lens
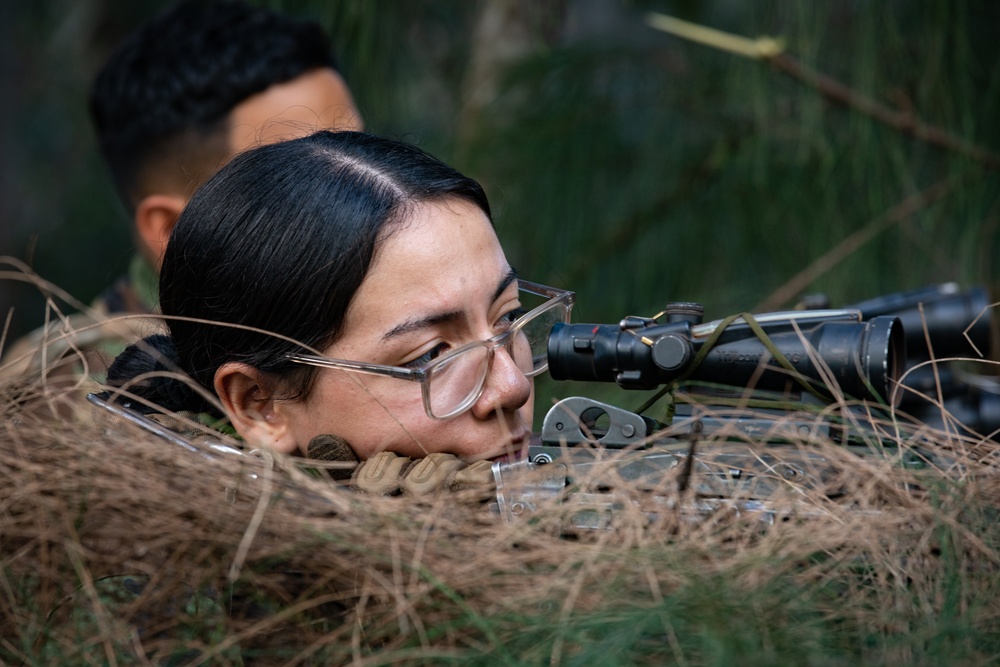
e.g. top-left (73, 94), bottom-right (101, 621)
top-left (425, 293), bottom-right (568, 418)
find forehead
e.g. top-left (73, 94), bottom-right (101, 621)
top-left (228, 67), bottom-right (363, 154)
top-left (343, 198), bottom-right (510, 336)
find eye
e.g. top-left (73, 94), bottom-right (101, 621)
top-left (497, 306), bottom-right (527, 331)
top-left (402, 342), bottom-right (450, 369)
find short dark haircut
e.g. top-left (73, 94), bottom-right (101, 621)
top-left (108, 131), bottom-right (492, 414)
top-left (89, 0), bottom-right (338, 210)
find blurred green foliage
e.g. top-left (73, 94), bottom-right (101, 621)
top-left (2, 1), bottom-right (998, 414)
top-left (3, 4), bottom-right (999, 661)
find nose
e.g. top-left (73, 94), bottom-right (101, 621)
top-left (470, 345), bottom-right (532, 419)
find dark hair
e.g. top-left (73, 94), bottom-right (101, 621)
top-left (109, 131), bottom-right (491, 415)
top-left (90, 0), bottom-right (339, 209)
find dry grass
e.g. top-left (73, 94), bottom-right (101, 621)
top-left (3, 362), bottom-right (1000, 666)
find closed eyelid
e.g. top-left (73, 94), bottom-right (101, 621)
top-left (401, 341), bottom-right (450, 368)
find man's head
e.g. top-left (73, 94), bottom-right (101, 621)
top-left (90, 0), bottom-right (362, 268)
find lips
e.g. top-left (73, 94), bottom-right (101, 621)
top-left (489, 429), bottom-right (530, 464)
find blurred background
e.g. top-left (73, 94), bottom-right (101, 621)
top-left (2, 0), bottom-right (999, 415)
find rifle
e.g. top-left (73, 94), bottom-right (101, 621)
top-left (83, 285), bottom-right (996, 526)
top-left (492, 285), bottom-right (995, 527)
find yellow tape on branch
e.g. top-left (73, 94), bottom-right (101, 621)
top-left (645, 12), bottom-right (784, 60)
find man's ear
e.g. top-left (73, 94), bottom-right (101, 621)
top-left (135, 193), bottom-right (186, 270)
top-left (214, 362), bottom-right (300, 454)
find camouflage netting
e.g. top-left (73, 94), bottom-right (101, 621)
top-left (3, 369), bottom-right (1000, 666)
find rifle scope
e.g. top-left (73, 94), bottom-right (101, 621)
top-left (846, 283), bottom-right (991, 361)
top-left (548, 306), bottom-right (905, 404)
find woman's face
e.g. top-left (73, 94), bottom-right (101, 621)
top-left (279, 197), bottom-right (534, 462)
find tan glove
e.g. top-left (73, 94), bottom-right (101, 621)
top-left (451, 460), bottom-right (495, 490)
top-left (306, 434), bottom-right (496, 495)
top-left (399, 453), bottom-right (464, 495)
top-left (352, 451), bottom-right (413, 495)
top-left (354, 451), bottom-right (496, 496)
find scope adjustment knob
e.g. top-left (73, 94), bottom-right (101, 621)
top-left (664, 302), bottom-right (704, 324)
top-left (651, 334), bottom-right (692, 372)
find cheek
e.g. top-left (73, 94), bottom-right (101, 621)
top-left (298, 373), bottom-right (432, 457)
top-left (334, 374), bottom-right (428, 421)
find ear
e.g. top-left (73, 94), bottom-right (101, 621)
top-left (214, 362), bottom-right (301, 455)
top-left (134, 193), bottom-right (187, 270)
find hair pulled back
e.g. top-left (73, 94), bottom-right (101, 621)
top-left (110, 131), bottom-right (491, 415)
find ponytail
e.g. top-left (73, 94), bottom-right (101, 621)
top-left (105, 334), bottom-right (216, 415)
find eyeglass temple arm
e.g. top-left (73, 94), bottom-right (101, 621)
top-left (286, 354), bottom-right (423, 381)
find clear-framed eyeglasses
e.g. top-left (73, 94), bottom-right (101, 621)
top-left (286, 280), bottom-right (575, 420)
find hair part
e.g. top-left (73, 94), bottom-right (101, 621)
top-left (116, 131), bottom-right (491, 414)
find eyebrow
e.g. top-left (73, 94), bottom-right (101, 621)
top-left (381, 267), bottom-right (519, 341)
